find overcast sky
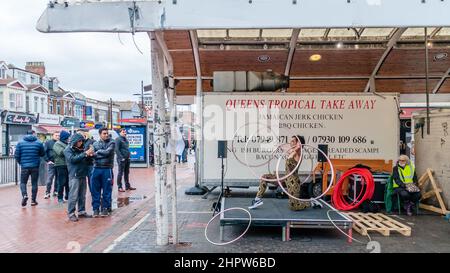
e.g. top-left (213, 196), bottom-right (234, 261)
top-left (0, 0), bottom-right (151, 101)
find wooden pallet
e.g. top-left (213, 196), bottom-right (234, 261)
top-left (344, 212), bottom-right (411, 237)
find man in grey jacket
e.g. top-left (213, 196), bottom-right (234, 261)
top-left (115, 128), bottom-right (136, 192)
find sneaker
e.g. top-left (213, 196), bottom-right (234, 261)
top-left (52, 192), bottom-right (58, 197)
top-left (21, 196), bottom-right (28, 207)
top-left (93, 210), bottom-right (100, 218)
top-left (126, 187), bottom-right (136, 191)
top-left (248, 199), bottom-right (263, 210)
top-left (107, 208), bottom-right (112, 213)
top-left (101, 208), bottom-right (110, 217)
top-left (78, 212), bottom-right (93, 218)
top-left (118, 188), bottom-right (125, 193)
top-left (44, 193), bottom-right (50, 199)
top-left (31, 200), bottom-right (38, 206)
top-left (68, 214), bottom-right (78, 222)
top-left (406, 202), bottom-right (413, 216)
top-left (58, 198), bottom-right (64, 204)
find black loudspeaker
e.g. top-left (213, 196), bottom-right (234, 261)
top-left (317, 144), bottom-right (328, 162)
top-left (218, 140), bottom-right (227, 158)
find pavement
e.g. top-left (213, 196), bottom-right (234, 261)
top-left (1, 157), bottom-right (449, 253)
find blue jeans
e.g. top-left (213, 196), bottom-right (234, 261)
top-left (45, 163), bottom-right (57, 194)
top-left (91, 168), bottom-right (113, 211)
top-left (68, 177), bottom-right (87, 216)
top-left (20, 168), bottom-right (39, 201)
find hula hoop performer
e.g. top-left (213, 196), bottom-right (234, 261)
top-left (249, 135), bottom-right (310, 211)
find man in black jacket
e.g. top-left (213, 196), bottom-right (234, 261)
top-left (64, 133), bottom-right (95, 222)
top-left (44, 132), bottom-right (59, 199)
top-left (115, 129), bottom-right (136, 192)
top-left (91, 128), bottom-right (115, 217)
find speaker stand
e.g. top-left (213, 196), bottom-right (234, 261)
top-left (212, 157), bottom-right (225, 216)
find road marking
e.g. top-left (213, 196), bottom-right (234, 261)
top-left (103, 213), bottom-right (150, 253)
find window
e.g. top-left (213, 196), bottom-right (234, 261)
top-left (17, 94), bottom-right (23, 109)
top-left (49, 100), bottom-right (53, 113)
top-left (34, 97), bottom-right (38, 113)
top-left (57, 102), bottom-right (61, 115)
top-left (41, 98), bottom-right (45, 113)
top-left (9, 93), bottom-right (16, 109)
top-left (18, 71), bottom-right (26, 83)
top-left (30, 75), bottom-right (38, 84)
top-left (0, 69), bottom-right (5, 79)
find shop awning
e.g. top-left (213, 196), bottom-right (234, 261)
top-left (400, 108), bottom-right (427, 119)
top-left (34, 125), bottom-right (64, 134)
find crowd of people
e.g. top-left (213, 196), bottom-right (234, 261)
top-left (14, 127), bottom-right (136, 222)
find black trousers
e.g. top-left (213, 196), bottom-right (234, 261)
top-left (394, 188), bottom-right (421, 203)
top-left (20, 168), bottom-right (39, 201)
top-left (55, 166), bottom-right (69, 200)
top-left (117, 159), bottom-right (130, 189)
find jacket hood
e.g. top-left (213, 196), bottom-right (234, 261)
top-left (70, 133), bottom-right (85, 148)
top-left (24, 135), bottom-right (37, 142)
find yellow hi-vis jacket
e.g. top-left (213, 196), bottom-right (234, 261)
top-left (393, 164), bottom-right (415, 188)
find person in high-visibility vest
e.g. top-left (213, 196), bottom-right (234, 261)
top-left (392, 155), bottom-right (421, 216)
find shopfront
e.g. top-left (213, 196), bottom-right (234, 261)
top-left (1, 111), bottom-right (37, 156)
top-left (34, 113), bottom-right (63, 142)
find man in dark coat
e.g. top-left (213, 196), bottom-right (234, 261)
top-left (115, 128), bottom-right (136, 192)
top-left (64, 133), bottom-right (95, 222)
top-left (44, 132), bottom-right (59, 199)
top-left (14, 130), bottom-right (45, 207)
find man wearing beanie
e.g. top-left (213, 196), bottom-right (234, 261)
top-left (14, 130), bottom-right (45, 207)
top-left (53, 130), bottom-right (71, 203)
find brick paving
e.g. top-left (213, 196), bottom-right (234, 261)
top-left (0, 165), bottom-right (160, 253)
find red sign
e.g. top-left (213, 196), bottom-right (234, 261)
top-left (119, 118), bottom-right (147, 123)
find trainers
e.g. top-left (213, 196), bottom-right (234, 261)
top-left (118, 188), bottom-right (125, 193)
top-left (44, 193), bottom-right (50, 199)
top-left (248, 199), bottom-right (263, 210)
top-left (21, 196), bottom-right (29, 207)
top-left (58, 198), bottom-right (64, 204)
top-left (107, 208), bottom-right (112, 213)
top-left (78, 212), bottom-right (93, 218)
top-left (126, 187), bottom-right (136, 191)
top-left (406, 202), bottom-right (413, 216)
top-left (31, 200), bottom-right (38, 206)
top-left (93, 210), bottom-right (100, 218)
top-left (100, 208), bottom-right (110, 217)
top-left (68, 214), bottom-right (78, 222)
top-left (52, 192), bottom-right (58, 197)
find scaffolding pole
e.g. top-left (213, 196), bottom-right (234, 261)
top-left (149, 31), bottom-right (169, 246)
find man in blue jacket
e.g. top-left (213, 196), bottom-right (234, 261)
top-left (14, 130), bottom-right (45, 207)
top-left (91, 127), bottom-right (115, 217)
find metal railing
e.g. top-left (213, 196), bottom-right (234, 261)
top-left (0, 156), bottom-right (20, 185)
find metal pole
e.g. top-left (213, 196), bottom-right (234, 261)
top-left (425, 27), bottom-right (430, 135)
top-left (149, 31), bottom-right (169, 245)
top-left (141, 80), bottom-right (145, 118)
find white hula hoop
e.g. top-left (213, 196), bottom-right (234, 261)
top-left (275, 143), bottom-right (335, 202)
top-left (204, 207), bottom-right (252, 246)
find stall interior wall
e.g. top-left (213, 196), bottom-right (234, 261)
top-left (413, 109), bottom-right (450, 206)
